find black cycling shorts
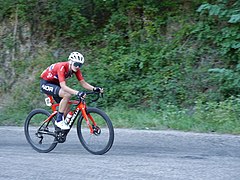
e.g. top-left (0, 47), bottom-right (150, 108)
top-left (40, 79), bottom-right (62, 103)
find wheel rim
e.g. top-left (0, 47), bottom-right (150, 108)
top-left (25, 111), bottom-right (57, 152)
top-left (79, 111), bottom-right (113, 154)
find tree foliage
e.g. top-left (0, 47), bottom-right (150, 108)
top-left (0, 0), bottom-right (240, 111)
top-left (196, 0), bottom-right (240, 62)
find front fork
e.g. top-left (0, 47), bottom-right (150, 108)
top-left (81, 107), bottom-right (97, 134)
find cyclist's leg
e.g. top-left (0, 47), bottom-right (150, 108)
top-left (40, 80), bottom-right (71, 130)
top-left (40, 79), bottom-right (63, 121)
top-left (58, 89), bottom-right (71, 117)
top-left (54, 89), bottom-right (72, 129)
top-left (40, 79), bottom-right (71, 122)
top-left (40, 80), bottom-right (61, 101)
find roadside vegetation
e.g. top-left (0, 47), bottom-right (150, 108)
top-left (0, 0), bottom-right (240, 134)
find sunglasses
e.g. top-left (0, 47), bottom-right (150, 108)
top-left (73, 62), bottom-right (83, 68)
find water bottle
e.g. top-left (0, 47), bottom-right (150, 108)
top-left (65, 111), bottom-right (73, 124)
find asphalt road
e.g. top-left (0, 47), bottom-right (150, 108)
top-left (0, 126), bottom-right (239, 180)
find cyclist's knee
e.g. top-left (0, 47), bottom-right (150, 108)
top-left (59, 89), bottom-right (71, 99)
top-left (65, 93), bottom-right (71, 99)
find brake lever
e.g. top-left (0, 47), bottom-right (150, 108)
top-left (91, 92), bottom-right (101, 103)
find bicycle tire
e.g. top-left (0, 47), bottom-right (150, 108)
top-left (24, 108), bottom-right (58, 153)
top-left (77, 107), bottom-right (114, 155)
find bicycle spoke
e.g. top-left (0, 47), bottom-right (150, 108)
top-left (24, 109), bottom-right (58, 153)
top-left (77, 107), bottom-right (114, 155)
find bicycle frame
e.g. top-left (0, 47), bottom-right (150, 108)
top-left (45, 95), bottom-right (97, 134)
top-left (25, 91), bottom-right (114, 154)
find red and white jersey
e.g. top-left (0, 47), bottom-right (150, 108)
top-left (40, 62), bottom-right (84, 83)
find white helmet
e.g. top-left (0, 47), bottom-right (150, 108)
top-left (68, 52), bottom-right (84, 64)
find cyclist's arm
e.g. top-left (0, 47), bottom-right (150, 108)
top-left (75, 70), bottom-right (94, 91)
top-left (79, 80), bottom-right (94, 91)
top-left (57, 66), bottom-right (79, 95)
top-left (60, 81), bottom-right (78, 95)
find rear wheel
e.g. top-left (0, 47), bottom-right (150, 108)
top-left (24, 109), bottom-right (58, 153)
top-left (77, 107), bottom-right (114, 155)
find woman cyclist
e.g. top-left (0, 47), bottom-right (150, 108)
top-left (40, 52), bottom-right (103, 130)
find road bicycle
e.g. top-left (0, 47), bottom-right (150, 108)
top-left (24, 92), bottom-right (114, 155)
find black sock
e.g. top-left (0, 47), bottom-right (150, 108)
top-left (56, 112), bottom-right (64, 122)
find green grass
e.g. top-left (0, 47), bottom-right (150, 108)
top-left (105, 100), bottom-right (240, 134)
top-left (1, 98), bottom-right (240, 134)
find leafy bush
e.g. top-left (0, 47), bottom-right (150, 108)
top-left (208, 65), bottom-right (240, 98)
top-left (196, 0), bottom-right (240, 65)
top-left (1, 0), bottom-right (240, 134)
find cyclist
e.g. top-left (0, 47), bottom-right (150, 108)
top-left (40, 52), bottom-right (103, 130)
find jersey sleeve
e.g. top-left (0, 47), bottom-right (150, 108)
top-left (75, 70), bottom-right (84, 81)
top-left (57, 65), bottom-right (66, 82)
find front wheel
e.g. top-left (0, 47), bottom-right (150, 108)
top-left (24, 109), bottom-right (58, 153)
top-left (77, 107), bottom-right (114, 155)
